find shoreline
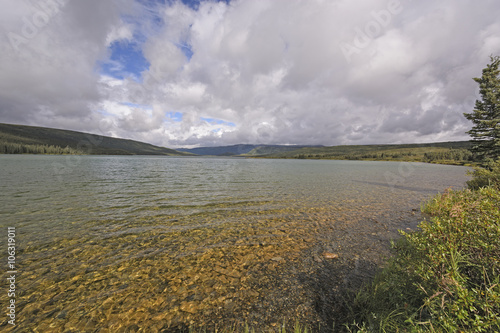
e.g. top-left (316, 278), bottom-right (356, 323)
top-left (342, 186), bottom-right (500, 332)
top-left (0, 157), bottom-right (471, 332)
top-left (0, 152), bottom-right (478, 168)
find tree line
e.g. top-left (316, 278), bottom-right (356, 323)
top-left (0, 141), bottom-right (80, 154)
top-left (293, 149), bottom-right (473, 163)
top-left (423, 149), bottom-right (473, 162)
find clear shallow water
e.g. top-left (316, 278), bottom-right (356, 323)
top-left (0, 155), bottom-right (470, 331)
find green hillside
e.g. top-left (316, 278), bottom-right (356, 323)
top-left (0, 123), bottom-right (191, 156)
top-left (246, 141), bottom-right (475, 165)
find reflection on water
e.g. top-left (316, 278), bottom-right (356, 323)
top-left (0, 156), bottom-right (469, 331)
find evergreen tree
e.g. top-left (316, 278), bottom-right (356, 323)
top-left (464, 56), bottom-right (500, 162)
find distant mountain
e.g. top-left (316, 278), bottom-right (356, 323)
top-left (177, 144), bottom-right (324, 156)
top-left (0, 123), bottom-right (191, 156)
top-left (177, 144), bottom-right (257, 156)
top-left (244, 145), bottom-right (323, 156)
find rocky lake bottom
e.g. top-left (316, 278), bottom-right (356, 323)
top-left (0, 156), bottom-right (470, 332)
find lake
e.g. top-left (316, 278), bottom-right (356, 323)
top-left (0, 155), bottom-right (470, 331)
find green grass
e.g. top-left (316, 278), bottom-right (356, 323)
top-left (344, 186), bottom-right (500, 332)
top-left (247, 142), bottom-right (474, 166)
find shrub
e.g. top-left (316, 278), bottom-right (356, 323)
top-left (466, 160), bottom-right (500, 190)
top-left (347, 187), bottom-right (500, 332)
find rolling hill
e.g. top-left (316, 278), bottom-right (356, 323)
top-left (0, 123), bottom-right (191, 156)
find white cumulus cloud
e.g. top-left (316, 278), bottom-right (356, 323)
top-left (1, 0), bottom-right (499, 148)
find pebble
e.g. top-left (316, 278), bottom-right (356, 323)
top-left (180, 301), bottom-right (198, 314)
top-left (322, 252), bottom-right (339, 259)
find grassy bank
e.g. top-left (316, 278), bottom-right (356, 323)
top-left (246, 142), bottom-right (475, 166)
top-left (344, 186), bottom-right (500, 332)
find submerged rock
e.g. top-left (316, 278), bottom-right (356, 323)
top-left (322, 252), bottom-right (339, 259)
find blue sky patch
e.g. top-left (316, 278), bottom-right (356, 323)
top-left (201, 117), bottom-right (236, 127)
top-left (121, 102), bottom-right (152, 110)
top-left (151, 0), bottom-right (231, 10)
top-left (101, 40), bottom-right (150, 80)
top-left (166, 111), bottom-right (183, 122)
top-left (176, 42), bottom-right (193, 61)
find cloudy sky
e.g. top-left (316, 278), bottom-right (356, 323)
top-left (1, 0), bottom-right (499, 148)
